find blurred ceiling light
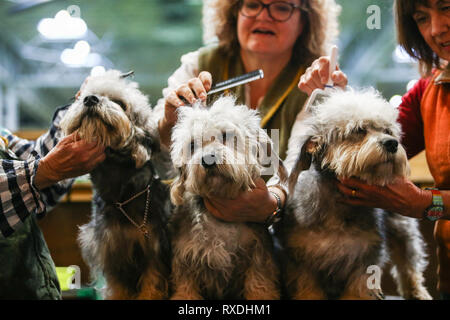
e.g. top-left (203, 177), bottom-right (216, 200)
top-left (90, 66), bottom-right (106, 76)
top-left (389, 95), bottom-right (403, 108)
top-left (392, 45), bottom-right (416, 64)
top-left (37, 10), bottom-right (87, 40)
top-left (60, 40), bottom-right (101, 67)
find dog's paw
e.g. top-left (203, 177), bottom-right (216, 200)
top-left (136, 291), bottom-right (167, 300)
top-left (245, 291), bottom-right (280, 300)
top-left (170, 290), bottom-right (204, 300)
top-left (369, 289), bottom-right (385, 300)
top-left (404, 287), bottom-right (433, 300)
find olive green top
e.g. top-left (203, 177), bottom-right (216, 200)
top-left (198, 45), bottom-right (308, 160)
top-left (0, 147), bottom-right (61, 300)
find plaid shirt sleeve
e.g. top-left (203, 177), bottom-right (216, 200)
top-left (0, 105), bottom-right (74, 238)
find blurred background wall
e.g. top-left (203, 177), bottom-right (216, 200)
top-left (0, 0), bottom-right (419, 132)
top-left (1, 0), bottom-right (437, 298)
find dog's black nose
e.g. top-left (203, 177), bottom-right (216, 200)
top-left (84, 95), bottom-right (99, 107)
top-left (382, 139), bottom-right (398, 153)
top-left (201, 154), bottom-right (217, 169)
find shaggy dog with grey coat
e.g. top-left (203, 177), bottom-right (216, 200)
top-left (60, 70), bottom-right (171, 299)
top-left (277, 89), bottom-right (431, 300)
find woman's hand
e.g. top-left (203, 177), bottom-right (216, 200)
top-left (298, 56), bottom-right (348, 96)
top-left (159, 71), bottom-right (212, 147)
top-left (35, 132), bottom-right (106, 189)
top-left (203, 178), bottom-right (282, 223)
top-left (336, 177), bottom-right (432, 219)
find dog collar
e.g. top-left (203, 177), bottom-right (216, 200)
top-left (114, 179), bottom-right (154, 238)
top-left (424, 188), bottom-right (444, 221)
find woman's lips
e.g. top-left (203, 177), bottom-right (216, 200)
top-left (441, 41), bottom-right (450, 51)
top-left (252, 28), bottom-right (275, 35)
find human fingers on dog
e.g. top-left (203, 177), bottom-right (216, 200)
top-left (198, 71), bottom-right (212, 92)
top-left (164, 91), bottom-right (185, 127)
top-left (165, 72), bottom-right (212, 113)
top-left (204, 178), bottom-right (277, 223)
top-left (315, 57), bottom-right (332, 86)
top-left (337, 177), bottom-right (431, 219)
top-left (336, 183), bottom-right (371, 205)
top-left (335, 181), bottom-right (358, 199)
top-left (35, 136), bottom-right (105, 189)
top-left (335, 177), bottom-right (377, 201)
top-left (68, 139), bottom-right (105, 167)
top-left (63, 132), bottom-right (103, 151)
top-left (203, 198), bottom-right (233, 222)
top-left (203, 197), bottom-right (251, 223)
top-left (298, 58), bottom-right (327, 95)
top-left (298, 57), bottom-right (348, 95)
top-left (315, 57), bottom-right (347, 87)
top-left (84, 146), bottom-right (106, 170)
top-left (335, 177), bottom-right (404, 211)
top-left (175, 84), bottom-right (197, 105)
top-left (188, 77), bottom-right (208, 101)
top-left (165, 91), bottom-right (185, 109)
top-left (338, 177), bottom-right (367, 190)
top-left (331, 69), bottom-right (348, 89)
top-left (299, 70), bottom-right (325, 95)
top-left (183, 72), bottom-right (212, 102)
top-left (298, 66), bottom-right (323, 96)
top-left (74, 145), bottom-right (105, 176)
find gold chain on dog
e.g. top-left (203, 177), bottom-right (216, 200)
top-left (115, 184), bottom-right (151, 238)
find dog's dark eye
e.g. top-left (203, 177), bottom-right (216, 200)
top-left (384, 129), bottom-right (393, 135)
top-left (112, 99), bottom-right (127, 111)
top-left (222, 131), bottom-right (235, 144)
top-left (356, 128), bottom-right (366, 135)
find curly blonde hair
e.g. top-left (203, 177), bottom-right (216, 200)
top-left (203, 0), bottom-right (341, 66)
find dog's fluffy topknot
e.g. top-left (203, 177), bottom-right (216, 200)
top-left (81, 70), bottom-right (151, 117)
top-left (309, 88), bottom-right (401, 139)
top-left (170, 95), bottom-right (263, 168)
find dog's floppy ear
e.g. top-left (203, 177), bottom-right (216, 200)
top-left (133, 145), bottom-right (150, 169)
top-left (288, 135), bottom-right (322, 195)
top-left (132, 127), bottom-right (160, 169)
top-left (170, 169), bottom-right (186, 206)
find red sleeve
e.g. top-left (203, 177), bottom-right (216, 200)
top-left (397, 77), bottom-right (431, 159)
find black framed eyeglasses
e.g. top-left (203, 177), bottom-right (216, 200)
top-left (239, 0), bottom-right (302, 22)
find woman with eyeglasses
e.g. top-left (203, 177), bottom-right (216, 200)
top-left (155, 0), bottom-right (342, 224)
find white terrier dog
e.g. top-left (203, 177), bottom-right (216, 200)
top-left (169, 96), bottom-right (283, 299)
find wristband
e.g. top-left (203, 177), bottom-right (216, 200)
top-left (265, 191), bottom-right (283, 227)
top-left (424, 188), bottom-right (444, 221)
